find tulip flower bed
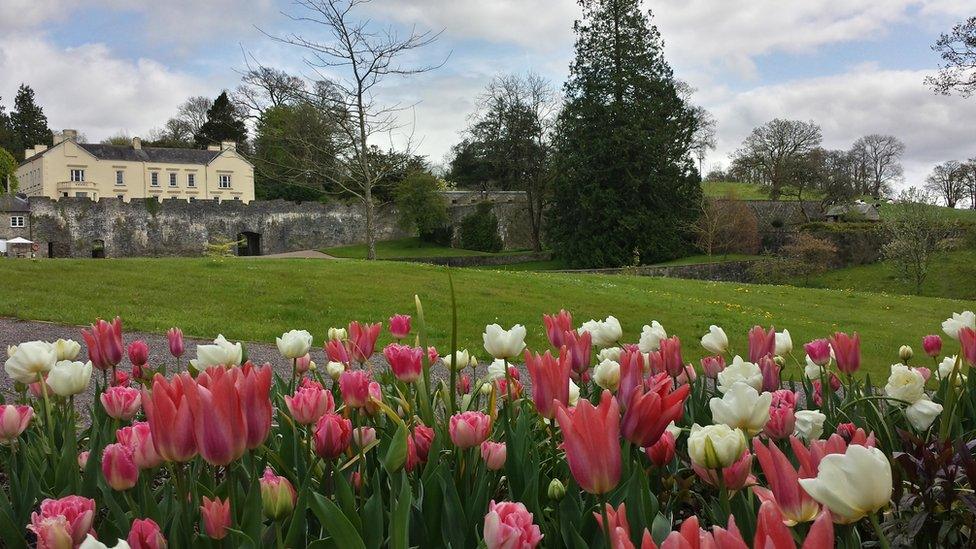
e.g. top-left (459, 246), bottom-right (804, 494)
top-left (2, 301), bottom-right (976, 548)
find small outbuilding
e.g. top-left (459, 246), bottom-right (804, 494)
top-left (825, 200), bottom-right (881, 223)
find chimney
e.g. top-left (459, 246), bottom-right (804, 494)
top-left (53, 132), bottom-right (63, 144)
top-left (34, 145), bottom-right (47, 154)
top-left (62, 129), bottom-right (78, 141)
top-left (207, 144), bottom-right (221, 151)
top-left (132, 137), bottom-right (142, 150)
top-left (220, 141), bottom-right (236, 152)
top-left (24, 146), bottom-right (35, 158)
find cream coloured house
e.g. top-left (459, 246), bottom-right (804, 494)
top-left (17, 130), bottom-right (254, 203)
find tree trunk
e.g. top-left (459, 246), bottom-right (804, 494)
top-left (364, 187), bottom-right (376, 260)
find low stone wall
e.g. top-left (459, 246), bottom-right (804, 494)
top-left (557, 259), bottom-right (765, 283)
top-left (394, 251), bottom-right (551, 268)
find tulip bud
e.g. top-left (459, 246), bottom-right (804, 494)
top-left (295, 354), bottom-right (312, 374)
top-left (327, 327), bottom-right (347, 341)
top-left (647, 430), bottom-right (676, 467)
top-left (167, 328), bottom-right (184, 358)
top-left (313, 413), bottom-right (352, 459)
top-left (922, 335), bottom-right (942, 358)
top-left (127, 341), bottom-right (149, 368)
top-left (102, 443), bottom-right (138, 491)
top-left (200, 497), bottom-right (231, 540)
top-left (128, 518), bottom-right (167, 549)
top-left (78, 450), bottom-right (90, 470)
top-left (547, 479), bottom-right (566, 501)
top-left (480, 440), bottom-right (507, 471)
top-left (899, 345), bottom-right (913, 363)
top-left (260, 468), bottom-right (297, 521)
top-left (353, 426), bottom-right (377, 449)
top-left (326, 361), bottom-right (344, 380)
top-left (0, 404), bottom-right (33, 441)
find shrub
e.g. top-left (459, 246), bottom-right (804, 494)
top-left (692, 197), bottom-right (761, 255)
top-left (459, 201), bottom-right (503, 252)
top-left (753, 232), bottom-right (838, 284)
top-left (394, 172), bottom-right (450, 242)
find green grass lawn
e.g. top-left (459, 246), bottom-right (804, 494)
top-left (650, 254), bottom-right (762, 267)
top-left (799, 249), bottom-right (976, 302)
top-left (324, 237), bottom-right (532, 259)
top-left (876, 202), bottom-right (976, 222)
top-left (0, 257), bottom-right (970, 380)
top-left (701, 181), bottom-right (822, 201)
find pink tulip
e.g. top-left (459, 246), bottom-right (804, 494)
top-left (483, 500), bottom-right (543, 549)
top-left (113, 369), bottom-right (131, 387)
top-left (29, 495), bottom-right (95, 548)
top-left (284, 386), bottom-right (335, 425)
top-left (770, 389), bottom-right (797, 410)
top-left (701, 355), bottom-right (726, 378)
top-left (621, 373), bottom-right (689, 447)
top-left (763, 406), bottom-right (796, 440)
top-left (325, 339), bottom-right (350, 364)
top-left (412, 424), bottom-right (435, 462)
top-left (128, 518), bottom-right (167, 549)
top-left (555, 390), bottom-right (621, 495)
top-left (348, 321), bottom-right (382, 362)
top-left (184, 368), bottom-right (247, 466)
top-left (749, 325), bottom-right (777, 362)
top-left (922, 334), bottom-right (942, 358)
top-left (101, 386), bottom-right (142, 420)
top-left (829, 332), bottom-right (860, 374)
top-left (693, 451), bottom-right (753, 491)
top-left (758, 355), bottom-right (781, 392)
top-left (834, 423), bottom-right (873, 445)
top-left (116, 422), bottom-right (164, 469)
top-left (543, 310), bottom-right (573, 348)
top-left (141, 373), bottom-right (197, 462)
top-left (457, 374), bottom-right (472, 395)
top-left (647, 430), bottom-right (676, 468)
top-left (295, 353), bottom-right (312, 375)
top-left (235, 362), bottom-right (273, 449)
top-left (962, 327), bottom-right (976, 366)
top-left (913, 367), bottom-right (932, 382)
top-left (449, 411), bottom-right (492, 449)
top-left (167, 328), bottom-right (184, 359)
top-left (752, 502), bottom-right (808, 549)
top-left (127, 341), bottom-right (149, 368)
top-left (339, 369), bottom-right (372, 407)
top-left (363, 381), bottom-right (383, 415)
top-left (77, 451), bottom-right (90, 470)
top-left (427, 346), bottom-right (439, 366)
top-left (313, 412), bottom-right (352, 459)
top-left (353, 426), bottom-right (377, 448)
top-left (753, 438), bottom-right (820, 525)
top-left (659, 336), bottom-right (684, 377)
top-left (384, 343), bottom-right (424, 383)
top-left (389, 314), bottom-right (411, 340)
top-left (616, 349), bottom-right (644, 410)
top-left (562, 329), bottom-right (592, 376)
top-left (200, 496), bottom-right (231, 540)
top-left (524, 348), bottom-right (571, 419)
top-left (29, 378), bottom-right (54, 399)
top-left (260, 468), bottom-right (297, 521)
top-left (0, 404), bottom-right (33, 441)
top-left (675, 364), bottom-right (697, 385)
top-left (804, 339), bottom-right (831, 366)
top-left (82, 316), bottom-right (124, 370)
top-left (102, 443), bottom-right (139, 490)
top-left (790, 433), bottom-right (875, 479)
top-left (481, 441), bottom-right (507, 471)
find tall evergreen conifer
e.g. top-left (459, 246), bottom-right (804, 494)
top-left (194, 92), bottom-right (248, 150)
top-left (549, 0), bottom-right (702, 267)
top-left (9, 85), bottom-right (53, 160)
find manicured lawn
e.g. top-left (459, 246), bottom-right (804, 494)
top-left (877, 202), bottom-right (976, 222)
top-left (0, 257), bottom-right (970, 380)
top-left (701, 181), bottom-right (822, 201)
top-left (324, 237), bottom-right (532, 259)
top-left (650, 253), bottom-right (762, 267)
top-left (799, 249), bottom-right (976, 302)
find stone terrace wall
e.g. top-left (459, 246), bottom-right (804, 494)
top-left (29, 191), bottom-right (533, 258)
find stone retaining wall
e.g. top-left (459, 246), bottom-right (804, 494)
top-left (557, 259), bottom-right (765, 283)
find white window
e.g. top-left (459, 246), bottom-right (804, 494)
top-left (70, 169), bottom-right (85, 182)
top-left (169, 173), bottom-right (178, 187)
top-left (187, 173), bottom-right (196, 187)
top-left (10, 216), bottom-right (25, 228)
top-left (219, 174), bottom-right (231, 188)
top-left (150, 172), bottom-right (159, 186)
top-left (116, 171), bottom-right (124, 185)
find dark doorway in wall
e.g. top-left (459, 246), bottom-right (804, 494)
top-left (237, 232), bottom-right (261, 256)
top-left (47, 242), bottom-right (54, 258)
top-left (92, 239), bottom-right (105, 259)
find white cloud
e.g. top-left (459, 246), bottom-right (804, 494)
top-left (0, 35), bottom-right (211, 145)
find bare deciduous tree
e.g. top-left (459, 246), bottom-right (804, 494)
top-left (926, 17), bottom-right (976, 97)
top-left (731, 119), bottom-right (823, 199)
top-left (924, 160), bottom-right (966, 208)
top-left (233, 57), bottom-right (308, 120)
top-left (690, 194), bottom-right (760, 256)
top-left (960, 159), bottom-right (976, 209)
top-left (850, 134), bottom-right (905, 198)
top-left (675, 81), bottom-right (717, 176)
top-left (883, 188), bottom-right (950, 294)
top-left (268, 0), bottom-right (445, 259)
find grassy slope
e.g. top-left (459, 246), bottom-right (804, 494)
top-left (800, 249), bottom-right (976, 302)
top-left (0, 257), bottom-right (970, 380)
top-left (876, 202), bottom-right (976, 222)
top-left (325, 237), bottom-right (531, 259)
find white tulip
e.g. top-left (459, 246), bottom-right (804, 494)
top-left (774, 330), bottom-right (793, 357)
top-left (53, 339), bottom-right (82, 361)
top-left (593, 359), bottom-right (621, 391)
top-left (936, 355), bottom-right (966, 385)
top-left (884, 364), bottom-right (925, 404)
top-left (568, 378), bottom-right (580, 406)
top-left (4, 340), bottom-right (57, 384)
top-left (687, 423), bottom-right (746, 469)
top-left (905, 398), bottom-right (942, 431)
top-left (326, 361), bottom-right (345, 380)
top-left (804, 356), bottom-right (824, 380)
top-left (328, 327), bottom-right (348, 341)
top-left (479, 381), bottom-right (493, 396)
top-left (638, 321), bottom-right (667, 353)
top-left (793, 410), bottom-right (827, 440)
top-left (443, 349), bottom-right (472, 371)
top-left (79, 534), bottom-right (130, 549)
top-left (6, 345), bottom-right (17, 358)
top-left (665, 421), bottom-right (682, 440)
top-left (798, 444), bottom-right (892, 524)
top-left (709, 382), bottom-right (772, 436)
top-left (483, 324), bottom-right (527, 360)
top-left (192, 335), bottom-right (243, 369)
top-left (942, 310), bottom-right (975, 340)
top-left (596, 347), bottom-right (622, 363)
top-left (47, 360), bottom-right (93, 396)
top-left (276, 329), bottom-right (313, 359)
top-left (487, 359), bottom-right (507, 381)
top-left (578, 316), bottom-right (622, 348)
top-left (716, 355), bottom-right (763, 393)
top-left (700, 325), bottom-right (729, 355)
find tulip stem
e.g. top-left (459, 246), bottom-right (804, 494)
top-left (598, 495), bottom-right (611, 548)
top-left (38, 373), bottom-right (56, 454)
top-left (869, 512), bottom-right (890, 549)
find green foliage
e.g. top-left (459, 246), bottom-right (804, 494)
top-left (0, 147), bottom-right (18, 193)
top-left (752, 233), bottom-right (838, 284)
top-left (548, 0), bottom-right (702, 268)
top-left (394, 172), bottom-right (450, 241)
top-left (8, 85), bottom-right (52, 161)
top-left (204, 236), bottom-right (245, 261)
top-left (882, 190), bottom-right (953, 294)
top-left (458, 202), bottom-right (503, 253)
top-left (193, 91), bottom-right (248, 150)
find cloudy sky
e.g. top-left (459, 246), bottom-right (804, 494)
top-left (1, 0), bottom-right (974, 187)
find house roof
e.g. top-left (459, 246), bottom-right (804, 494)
top-left (825, 202), bottom-right (880, 221)
top-left (78, 143), bottom-right (223, 165)
top-left (0, 194), bottom-right (30, 212)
